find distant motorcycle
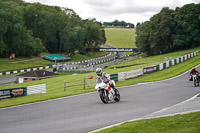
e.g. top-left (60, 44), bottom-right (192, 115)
top-left (95, 77), bottom-right (120, 104)
top-left (191, 74), bottom-right (199, 87)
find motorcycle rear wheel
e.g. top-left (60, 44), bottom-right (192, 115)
top-left (99, 90), bottom-right (108, 104)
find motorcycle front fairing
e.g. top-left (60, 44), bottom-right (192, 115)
top-left (95, 79), bottom-right (109, 91)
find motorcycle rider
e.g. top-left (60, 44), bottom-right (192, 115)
top-left (95, 68), bottom-right (116, 90)
top-left (189, 67), bottom-right (199, 81)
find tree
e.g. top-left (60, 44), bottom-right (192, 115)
top-left (173, 3), bottom-right (200, 49)
top-left (103, 20), bottom-right (135, 28)
top-left (84, 19), bottom-right (104, 49)
top-left (64, 26), bottom-right (85, 55)
top-left (0, 0), bottom-right (106, 57)
top-left (136, 21), bottom-right (151, 55)
top-left (148, 7), bottom-right (175, 55)
top-left (0, 0), bottom-right (45, 57)
top-left (136, 8), bottom-right (175, 55)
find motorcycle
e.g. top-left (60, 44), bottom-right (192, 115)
top-left (191, 74), bottom-right (199, 87)
top-left (95, 77), bottom-right (120, 104)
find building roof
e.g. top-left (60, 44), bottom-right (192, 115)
top-left (17, 70), bottom-right (58, 78)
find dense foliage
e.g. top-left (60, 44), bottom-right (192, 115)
top-left (136, 3), bottom-right (200, 56)
top-left (0, 0), bottom-right (105, 57)
top-left (103, 20), bottom-right (135, 28)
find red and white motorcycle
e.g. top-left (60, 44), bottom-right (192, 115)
top-left (95, 77), bottom-right (120, 104)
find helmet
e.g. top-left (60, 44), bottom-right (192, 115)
top-left (192, 67), bottom-right (196, 70)
top-left (96, 68), bottom-right (102, 76)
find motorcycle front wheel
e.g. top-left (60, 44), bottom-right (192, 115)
top-left (194, 78), bottom-right (197, 87)
top-left (99, 90), bottom-right (108, 104)
top-left (114, 89), bottom-right (120, 102)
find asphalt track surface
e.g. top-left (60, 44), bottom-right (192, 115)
top-left (1, 69), bottom-right (200, 133)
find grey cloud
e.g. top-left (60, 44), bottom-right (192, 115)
top-left (83, 0), bottom-right (182, 16)
top-left (91, 4), bottom-right (161, 16)
top-left (192, 0), bottom-right (200, 3)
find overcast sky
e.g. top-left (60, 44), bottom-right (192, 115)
top-left (24, 0), bottom-right (199, 25)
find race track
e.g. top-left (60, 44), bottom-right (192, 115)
top-left (0, 69), bottom-right (200, 133)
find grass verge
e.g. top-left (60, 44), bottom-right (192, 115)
top-left (95, 111), bottom-right (200, 133)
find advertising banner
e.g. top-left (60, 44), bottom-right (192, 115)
top-left (86, 48), bottom-right (139, 52)
top-left (0, 89), bottom-right (11, 100)
top-left (27, 84), bottom-right (46, 95)
top-left (0, 87), bottom-right (27, 100)
top-left (126, 69), bottom-right (143, 79)
top-left (144, 66), bottom-right (155, 74)
top-left (118, 72), bottom-right (126, 81)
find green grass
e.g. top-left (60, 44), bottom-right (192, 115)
top-left (95, 111), bottom-right (200, 133)
top-left (0, 47), bottom-right (199, 108)
top-left (0, 73), bottom-right (94, 108)
top-left (105, 28), bottom-right (136, 48)
top-left (0, 58), bottom-right (53, 72)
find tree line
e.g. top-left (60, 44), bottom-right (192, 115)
top-left (0, 0), bottom-right (106, 57)
top-left (136, 3), bottom-right (200, 56)
top-left (103, 20), bottom-right (135, 28)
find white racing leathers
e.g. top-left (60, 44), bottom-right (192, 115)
top-left (95, 73), bottom-right (120, 104)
